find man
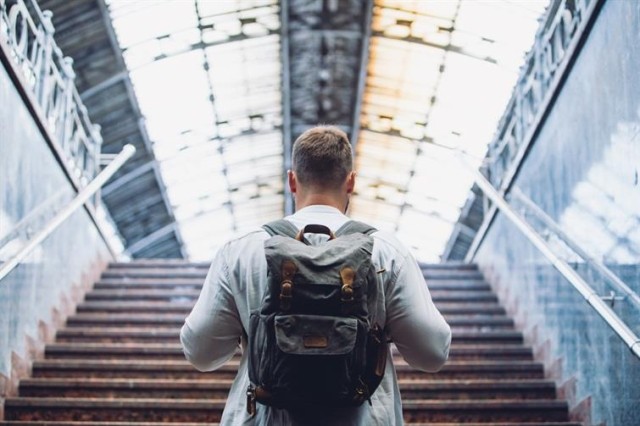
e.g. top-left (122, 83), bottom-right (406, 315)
top-left (181, 125), bottom-right (451, 425)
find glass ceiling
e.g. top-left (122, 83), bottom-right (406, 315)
top-left (106, 0), bottom-right (548, 261)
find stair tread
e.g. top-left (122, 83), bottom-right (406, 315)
top-left (21, 377), bottom-right (556, 388)
top-left (93, 280), bottom-right (491, 291)
top-left (55, 327), bottom-right (523, 339)
top-left (45, 342), bottom-right (530, 351)
top-left (84, 289), bottom-right (498, 300)
top-left (34, 358), bottom-right (542, 369)
top-left (2, 423), bottom-right (214, 426)
top-left (0, 423), bottom-right (581, 426)
top-left (5, 396), bottom-right (567, 409)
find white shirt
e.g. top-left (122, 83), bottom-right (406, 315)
top-left (181, 205), bottom-right (451, 425)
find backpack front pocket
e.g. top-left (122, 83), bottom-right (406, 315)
top-left (274, 314), bottom-right (357, 355)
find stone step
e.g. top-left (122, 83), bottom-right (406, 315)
top-left (74, 301), bottom-right (508, 315)
top-left (65, 312), bottom-right (514, 329)
top-left (94, 278), bottom-right (205, 288)
top-left (83, 289), bottom-right (499, 303)
top-left (32, 359), bottom-right (544, 380)
top-left (93, 278), bottom-right (491, 292)
top-left (401, 400), bottom-right (570, 423)
top-left (410, 424), bottom-right (581, 426)
top-left (0, 423), bottom-right (582, 426)
top-left (3, 398), bottom-right (224, 423)
top-left (19, 378), bottom-right (556, 400)
top-left (54, 327), bottom-right (523, 344)
top-left (109, 260), bottom-right (209, 268)
top-left (44, 343), bottom-right (532, 361)
top-left (1, 423), bottom-right (216, 426)
top-left (106, 261), bottom-right (475, 271)
top-left (101, 269), bottom-right (207, 279)
top-left (0, 422), bottom-right (582, 426)
top-left (3, 397), bottom-right (568, 423)
top-left (422, 270), bottom-right (485, 280)
top-left (419, 262), bottom-right (478, 270)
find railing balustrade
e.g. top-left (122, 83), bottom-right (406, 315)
top-left (484, 0), bottom-right (597, 188)
top-left (0, 0), bottom-right (102, 188)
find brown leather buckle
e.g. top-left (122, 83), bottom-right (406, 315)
top-left (340, 267), bottom-right (356, 305)
top-left (280, 260), bottom-right (297, 311)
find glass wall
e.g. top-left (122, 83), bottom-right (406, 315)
top-left (0, 58), bottom-right (112, 380)
top-left (473, 1), bottom-right (640, 424)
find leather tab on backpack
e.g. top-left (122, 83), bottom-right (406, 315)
top-left (280, 260), bottom-right (297, 311)
top-left (340, 267), bottom-right (355, 303)
top-left (303, 334), bottom-right (328, 348)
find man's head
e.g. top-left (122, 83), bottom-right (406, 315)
top-left (289, 125), bottom-right (356, 211)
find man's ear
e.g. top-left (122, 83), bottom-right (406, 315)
top-left (346, 171), bottom-right (356, 194)
top-left (288, 170), bottom-right (297, 194)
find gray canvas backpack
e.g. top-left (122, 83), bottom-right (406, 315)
top-left (246, 219), bottom-right (388, 414)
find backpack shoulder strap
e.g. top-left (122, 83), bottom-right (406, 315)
top-left (335, 220), bottom-right (377, 237)
top-left (262, 219), bottom-right (299, 239)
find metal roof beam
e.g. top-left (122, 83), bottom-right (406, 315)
top-left (80, 71), bottom-right (128, 101)
top-left (281, 0), bottom-right (294, 216)
top-left (124, 31), bottom-right (279, 70)
top-left (371, 31), bottom-right (497, 64)
top-left (127, 223), bottom-right (179, 256)
top-left (349, 0), bottom-right (373, 154)
top-left (101, 161), bottom-right (154, 196)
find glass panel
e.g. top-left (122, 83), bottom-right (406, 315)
top-left (107, 0), bottom-right (548, 261)
top-left (107, 0), bottom-right (284, 260)
top-left (352, 0), bottom-right (548, 260)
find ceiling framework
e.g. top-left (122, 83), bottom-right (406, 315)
top-left (286, 0), bottom-right (370, 139)
top-left (36, 0), bottom-right (548, 261)
top-left (106, 0), bottom-right (286, 260)
top-left (39, 0), bottom-right (185, 258)
top-left (349, 0), bottom-right (548, 259)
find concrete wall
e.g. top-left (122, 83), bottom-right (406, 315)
top-left (0, 48), bottom-right (113, 413)
top-left (473, 1), bottom-right (640, 425)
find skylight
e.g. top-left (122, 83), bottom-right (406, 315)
top-left (107, 0), bottom-right (548, 261)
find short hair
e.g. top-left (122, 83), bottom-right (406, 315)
top-left (292, 125), bottom-right (353, 190)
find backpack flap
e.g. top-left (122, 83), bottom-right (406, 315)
top-left (275, 314), bottom-right (357, 355)
top-left (262, 233), bottom-right (374, 318)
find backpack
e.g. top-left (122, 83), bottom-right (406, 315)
top-left (246, 219), bottom-right (388, 414)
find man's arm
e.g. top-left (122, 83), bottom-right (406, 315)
top-left (384, 250), bottom-right (452, 372)
top-left (180, 247), bottom-right (243, 371)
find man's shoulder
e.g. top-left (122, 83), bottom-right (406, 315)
top-left (215, 227), bottom-right (270, 257)
top-left (226, 227), bottom-right (270, 245)
top-left (369, 229), bottom-right (414, 260)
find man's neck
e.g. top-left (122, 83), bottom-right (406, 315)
top-left (295, 193), bottom-right (347, 213)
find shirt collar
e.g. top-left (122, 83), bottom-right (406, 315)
top-left (294, 205), bottom-right (346, 216)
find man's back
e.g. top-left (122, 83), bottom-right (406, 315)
top-left (180, 205), bottom-right (451, 425)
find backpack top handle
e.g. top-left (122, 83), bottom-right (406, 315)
top-left (295, 224), bottom-right (336, 242)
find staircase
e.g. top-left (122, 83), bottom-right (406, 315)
top-left (2, 261), bottom-right (580, 425)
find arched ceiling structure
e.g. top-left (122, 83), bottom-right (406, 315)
top-left (42, 0), bottom-right (548, 261)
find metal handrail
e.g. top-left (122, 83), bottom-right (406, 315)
top-left (511, 187), bottom-right (640, 308)
top-left (456, 154), bottom-right (640, 359)
top-left (0, 144), bottom-right (136, 283)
